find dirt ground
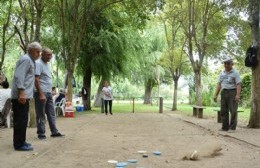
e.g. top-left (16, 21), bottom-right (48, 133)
top-left (0, 111), bottom-right (260, 168)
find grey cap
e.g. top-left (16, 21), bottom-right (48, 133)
top-left (223, 57), bottom-right (233, 63)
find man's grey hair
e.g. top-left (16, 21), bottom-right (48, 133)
top-left (27, 41), bottom-right (42, 51)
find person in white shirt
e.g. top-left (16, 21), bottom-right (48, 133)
top-left (0, 79), bottom-right (11, 127)
top-left (102, 80), bottom-right (113, 115)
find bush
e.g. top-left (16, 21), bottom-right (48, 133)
top-left (240, 73), bottom-right (251, 107)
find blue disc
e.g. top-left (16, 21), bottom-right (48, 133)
top-left (116, 162), bottom-right (128, 167)
top-left (153, 151), bottom-right (161, 155)
top-left (127, 159), bottom-right (137, 163)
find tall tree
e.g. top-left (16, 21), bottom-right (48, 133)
top-left (16, 0), bottom-right (44, 52)
top-left (57, 0), bottom-right (90, 101)
top-left (248, 0), bottom-right (260, 128)
top-left (76, 0), bottom-right (165, 108)
top-left (181, 0), bottom-right (226, 106)
top-left (159, 0), bottom-right (190, 110)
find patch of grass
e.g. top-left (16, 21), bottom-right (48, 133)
top-left (164, 103), bottom-right (250, 124)
top-left (74, 101), bottom-right (160, 116)
top-left (74, 101), bottom-right (251, 124)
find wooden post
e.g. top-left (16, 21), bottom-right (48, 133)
top-left (159, 97), bottom-right (163, 113)
top-left (132, 98), bottom-right (135, 113)
top-left (193, 107), bottom-right (197, 117)
top-left (198, 108), bottom-right (203, 118)
top-left (28, 99), bottom-right (36, 127)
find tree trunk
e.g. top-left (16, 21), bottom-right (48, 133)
top-left (172, 78), bottom-right (178, 111)
top-left (34, 0), bottom-right (43, 42)
top-left (66, 70), bottom-right (73, 102)
top-left (28, 99), bottom-right (36, 127)
top-left (143, 80), bottom-right (152, 104)
top-left (82, 67), bottom-right (92, 110)
top-left (248, 0), bottom-right (260, 128)
top-left (195, 70), bottom-right (202, 106)
top-left (94, 79), bottom-right (104, 107)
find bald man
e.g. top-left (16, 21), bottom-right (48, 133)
top-left (34, 48), bottom-right (64, 140)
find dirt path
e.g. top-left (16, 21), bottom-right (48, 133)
top-left (0, 112), bottom-right (260, 168)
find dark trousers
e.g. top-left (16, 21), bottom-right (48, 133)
top-left (220, 89), bottom-right (238, 130)
top-left (34, 92), bottom-right (58, 136)
top-left (104, 100), bottom-right (112, 114)
top-left (12, 99), bottom-right (29, 148)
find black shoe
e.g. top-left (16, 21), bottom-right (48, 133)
top-left (38, 134), bottom-right (47, 140)
top-left (51, 132), bottom-right (65, 137)
top-left (14, 144), bottom-right (33, 151)
top-left (110, 113), bottom-right (113, 115)
top-left (23, 142), bottom-right (32, 147)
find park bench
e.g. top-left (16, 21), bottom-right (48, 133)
top-left (213, 109), bottom-right (244, 123)
top-left (192, 105), bottom-right (206, 119)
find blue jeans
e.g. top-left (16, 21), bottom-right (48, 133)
top-left (34, 92), bottom-right (58, 136)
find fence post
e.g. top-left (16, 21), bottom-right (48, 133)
top-left (159, 97), bottom-right (163, 113)
top-left (132, 98), bottom-right (135, 113)
top-left (101, 98), bottom-right (104, 113)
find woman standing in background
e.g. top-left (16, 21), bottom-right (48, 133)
top-left (102, 81), bottom-right (113, 115)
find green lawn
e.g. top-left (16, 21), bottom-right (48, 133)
top-left (74, 101), bottom-right (251, 124)
top-left (163, 103), bottom-right (250, 124)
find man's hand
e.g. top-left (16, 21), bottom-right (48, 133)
top-left (235, 95), bottom-right (240, 102)
top-left (18, 90), bottom-right (27, 104)
top-left (39, 93), bottom-right (46, 103)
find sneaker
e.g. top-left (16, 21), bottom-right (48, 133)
top-left (38, 134), bottom-right (47, 140)
top-left (15, 144), bottom-right (33, 151)
top-left (110, 113), bottom-right (113, 115)
top-left (51, 132), bottom-right (65, 137)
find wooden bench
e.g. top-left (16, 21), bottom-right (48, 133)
top-left (214, 109), bottom-right (244, 123)
top-left (213, 109), bottom-right (222, 123)
top-left (192, 105), bottom-right (206, 118)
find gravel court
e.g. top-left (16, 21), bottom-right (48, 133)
top-left (0, 112), bottom-right (259, 168)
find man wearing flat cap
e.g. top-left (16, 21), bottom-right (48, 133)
top-left (214, 57), bottom-right (241, 132)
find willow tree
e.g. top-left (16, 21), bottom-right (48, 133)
top-left (75, 0), bottom-right (165, 108)
top-left (248, 0), bottom-right (260, 128)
